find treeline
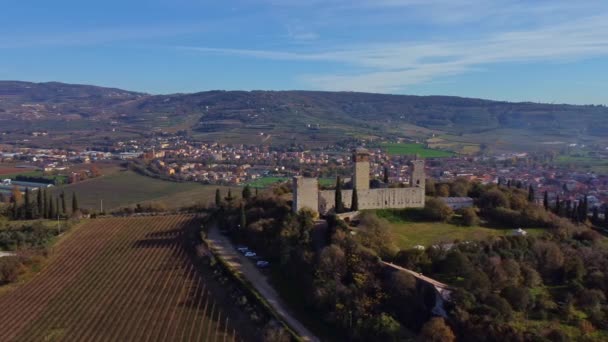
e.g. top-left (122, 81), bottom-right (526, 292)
top-left (214, 189), bottom-right (451, 341)
top-left (384, 178), bottom-right (608, 340)
top-left (14, 175), bottom-right (57, 185)
top-left (1, 187), bottom-right (80, 220)
top-left (0, 220), bottom-right (74, 286)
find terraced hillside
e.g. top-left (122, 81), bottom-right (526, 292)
top-left (0, 215), bottom-right (241, 342)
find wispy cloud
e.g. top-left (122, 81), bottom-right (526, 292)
top-left (181, 12), bottom-right (608, 92)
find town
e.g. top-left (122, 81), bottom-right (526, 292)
top-left (1, 133), bottom-right (607, 213)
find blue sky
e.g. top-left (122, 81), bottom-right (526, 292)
top-left (2, 0), bottom-right (608, 104)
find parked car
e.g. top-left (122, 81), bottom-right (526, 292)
top-left (237, 246), bottom-right (249, 253)
top-left (245, 252), bottom-right (257, 257)
top-left (256, 261), bottom-right (270, 268)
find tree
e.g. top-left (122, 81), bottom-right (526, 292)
top-left (43, 189), bottom-right (48, 219)
top-left (225, 189), bottom-right (234, 204)
top-left (242, 185), bottom-right (252, 201)
top-left (418, 317), bottom-right (455, 342)
top-left (335, 176), bottom-right (344, 213)
top-left (36, 188), bottom-right (43, 219)
top-left (554, 195), bottom-right (561, 215)
top-left (239, 203), bottom-right (246, 229)
top-left (528, 184), bottom-right (535, 202)
top-left (460, 206), bottom-right (479, 226)
top-left (605, 207), bottom-right (608, 226)
top-left (383, 166), bottom-right (389, 184)
top-left (351, 188), bottom-right (359, 211)
top-left (71, 192), bottom-right (79, 214)
top-left (592, 207), bottom-right (599, 223)
top-left (24, 187), bottom-right (31, 220)
top-left (543, 191), bottom-right (549, 210)
top-left (55, 197), bottom-right (60, 218)
top-left (60, 191), bottom-right (66, 215)
top-left (49, 196), bottom-right (55, 219)
top-left (422, 198), bottom-right (453, 222)
top-left (436, 183), bottom-right (450, 197)
top-left (215, 188), bottom-right (221, 207)
top-left (501, 286), bottom-right (530, 311)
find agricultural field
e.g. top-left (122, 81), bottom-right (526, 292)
top-left (0, 215), bottom-right (240, 341)
top-left (427, 135), bottom-right (481, 155)
top-left (52, 170), bottom-right (237, 211)
top-left (381, 142), bottom-right (454, 158)
top-left (555, 153), bottom-right (608, 174)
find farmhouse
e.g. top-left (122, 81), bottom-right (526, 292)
top-left (293, 148), bottom-right (426, 214)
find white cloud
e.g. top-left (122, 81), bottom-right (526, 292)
top-left (181, 11), bottom-right (608, 92)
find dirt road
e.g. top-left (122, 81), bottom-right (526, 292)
top-left (206, 225), bottom-right (319, 342)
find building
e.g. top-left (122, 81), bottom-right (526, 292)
top-left (293, 148), bottom-right (426, 214)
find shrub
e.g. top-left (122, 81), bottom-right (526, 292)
top-left (422, 198), bottom-right (453, 222)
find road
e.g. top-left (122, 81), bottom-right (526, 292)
top-left (206, 225), bottom-right (319, 342)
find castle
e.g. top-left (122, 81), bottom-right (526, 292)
top-left (293, 148), bottom-right (426, 214)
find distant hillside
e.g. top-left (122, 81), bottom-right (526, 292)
top-left (1, 81), bottom-right (607, 149)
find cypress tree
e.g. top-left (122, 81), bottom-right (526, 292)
top-left (49, 196), bottom-right (55, 219)
top-left (566, 200), bottom-right (572, 218)
top-left (24, 187), bottom-right (31, 220)
top-left (255, 188), bottom-right (259, 197)
top-left (72, 192), bottom-right (79, 213)
top-left (528, 185), bottom-right (535, 202)
top-left (543, 191), bottom-right (549, 210)
top-left (516, 181), bottom-right (523, 189)
top-left (239, 203), bottom-right (246, 229)
top-left (242, 185), bottom-right (252, 201)
top-left (55, 197), bottom-right (60, 218)
top-left (37, 188), bottom-right (43, 218)
top-left (555, 195), bottom-right (561, 215)
top-left (60, 191), bottom-right (67, 215)
top-left (605, 207), bottom-right (608, 226)
top-left (592, 207), bottom-right (599, 223)
top-left (383, 166), bottom-right (389, 184)
top-left (43, 189), bottom-right (48, 219)
top-left (215, 189), bottom-right (221, 207)
top-left (225, 189), bottom-right (234, 203)
top-left (507, 179), bottom-right (511, 188)
top-left (335, 176), bottom-right (344, 213)
top-left (351, 188), bottom-right (359, 211)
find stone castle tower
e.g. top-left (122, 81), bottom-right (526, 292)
top-left (353, 148), bottom-right (370, 190)
top-left (409, 159), bottom-right (425, 188)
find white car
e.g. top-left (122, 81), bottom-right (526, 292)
top-left (237, 247), bottom-right (249, 253)
top-left (245, 252), bottom-right (257, 257)
top-left (256, 261), bottom-right (270, 268)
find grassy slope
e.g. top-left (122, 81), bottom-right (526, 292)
top-left (52, 170), bottom-right (237, 210)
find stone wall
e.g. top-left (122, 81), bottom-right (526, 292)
top-left (318, 187), bottom-right (424, 214)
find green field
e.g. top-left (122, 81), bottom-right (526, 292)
top-left (0, 170), bottom-right (68, 184)
top-left (381, 142), bottom-right (454, 158)
top-left (51, 170), bottom-right (237, 211)
top-left (555, 154), bottom-right (608, 173)
top-left (388, 221), bottom-right (546, 249)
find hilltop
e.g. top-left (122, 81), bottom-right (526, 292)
top-left (1, 81), bottom-right (607, 150)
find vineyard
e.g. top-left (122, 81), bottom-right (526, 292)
top-left (0, 215), bottom-right (240, 341)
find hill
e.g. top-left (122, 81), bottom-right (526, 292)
top-left (1, 81), bottom-right (607, 150)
